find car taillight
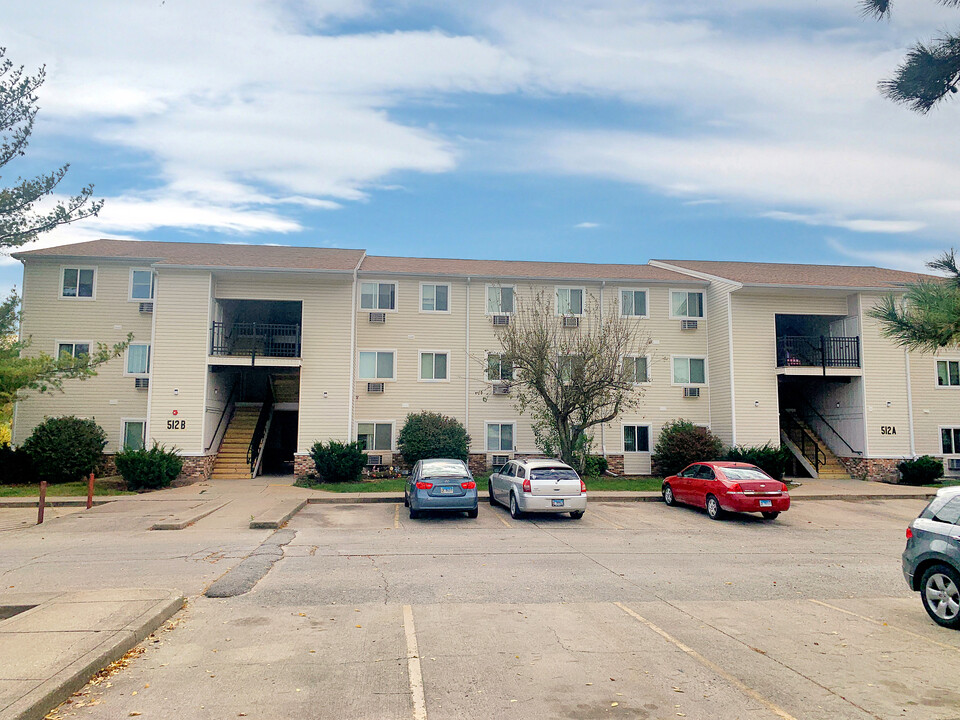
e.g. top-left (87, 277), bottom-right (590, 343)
top-left (906, 526), bottom-right (913, 539)
top-left (416, 481), bottom-right (433, 490)
top-left (522, 479), bottom-right (531, 493)
top-left (728, 483), bottom-right (743, 493)
top-left (580, 479), bottom-right (586, 493)
top-left (461, 481), bottom-right (476, 489)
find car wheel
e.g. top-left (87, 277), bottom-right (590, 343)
top-left (920, 564), bottom-right (960, 629)
top-left (706, 495), bottom-right (724, 520)
top-left (467, 507), bottom-right (479, 519)
top-left (510, 493), bottom-right (523, 519)
top-left (569, 510), bottom-right (584, 519)
top-left (488, 481), bottom-right (496, 505)
top-left (409, 506), bottom-right (420, 520)
top-left (662, 484), bottom-right (675, 506)
top-left (761, 511), bottom-right (780, 520)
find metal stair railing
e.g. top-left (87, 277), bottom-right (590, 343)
top-left (246, 382), bottom-right (275, 478)
top-left (780, 412), bottom-right (826, 473)
top-left (791, 399), bottom-right (862, 457)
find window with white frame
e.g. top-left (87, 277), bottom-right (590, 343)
top-left (673, 356), bottom-right (706, 384)
top-left (420, 351), bottom-right (448, 381)
top-left (487, 353), bottom-right (514, 382)
top-left (360, 282), bottom-right (396, 310)
top-left (122, 420), bottom-right (146, 451)
top-left (57, 342), bottom-right (91, 359)
top-left (358, 422), bottom-right (392, 451)
top-left (420, 283), bottom-right (449, 312)
top-left (670, 290), bottom-right (704, 318)
top-left (129, 269), bottom-right (155, 300)
top-left (559, 354), bottom-right (584, 383)
top-left (487, 422), bottom-right (514, 451)
top-left (359, 351), bottom-right (395, 380)
top-left (557, 287), bottom-right (584, 315)
top-left (937, 360), bottom-right (960, 387)
top-left (486, 285), bottom-right (514, 314)
top-left (61, 267), bottom-right (95, 298)
top-left (624, 355), bottom-right (650, 384)
top-left (623, 425), bottom-right (650, 452)
top-left (942, 428), bottom-right (960, 454)
top-left (126, 344), bottom-right (151, 375)
top-left (620, 289), bottom-right (648, 318)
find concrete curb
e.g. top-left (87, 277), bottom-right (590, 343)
top-left (0, 499), bottom-right (116, 509)
top-left (249, 499), bottom-right (307, 529)
top-left (0, 591), bottom-right (183, 720)
top-left (150, 501), bottom-right (229, 530)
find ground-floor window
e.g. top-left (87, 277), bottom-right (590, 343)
top-left (122, 420), bottom-right (146, 451)
top-left (358, 422), bottom-right (392, 451)
top-left (623, 425), bottom-right (650, 452)
top-left (941, 427), bottom-right (960, 454)
top-left (487, 422), bottom-right (514, 451)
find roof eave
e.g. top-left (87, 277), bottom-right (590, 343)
top-left (358, 269), bottom-right (707, 284)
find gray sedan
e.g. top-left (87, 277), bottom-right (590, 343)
top-left (404, 458), bottom-right (479, 519)
top-left (903, 486), bottom-right (960, 629)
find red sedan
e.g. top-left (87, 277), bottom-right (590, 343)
top-left (662, 461), bottom-right (790, 520)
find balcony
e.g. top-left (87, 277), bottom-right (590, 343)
top-left (776, 335), bottom-right (860, 369)
top-left (211, 321), bottom-right (301, 359)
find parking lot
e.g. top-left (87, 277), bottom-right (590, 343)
top-left (42, 496), bottom-right (960, 720)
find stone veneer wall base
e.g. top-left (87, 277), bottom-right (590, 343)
top-left (837, 457), bottom-right (903, 483)
top-left (175, 454), bottom-right (217, 486)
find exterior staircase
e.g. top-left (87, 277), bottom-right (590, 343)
top-left (781, 412), bottom-right (851, 479)
top-left (271, 374), bottom-right (299, 403)
top-left (210, 403), bottom-right (262, 479)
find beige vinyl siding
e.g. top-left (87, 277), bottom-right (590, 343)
top-left (13, 260), bottom-right (153, 451)
top-left (703, 280), bottom-right (738, 445)
top-left (911, 347), bottom-right (960, 472)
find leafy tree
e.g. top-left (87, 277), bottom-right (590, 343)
top-left (861, 0), bottom-right (960, 113)
top-left (868, 249), bottom-right (960, 350)
top-left (488, 288), bottom-right (648, 472)
top-left (397, 411), bottom-right (470, 465)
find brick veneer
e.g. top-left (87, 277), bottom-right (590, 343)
top-left (98, 454), bottom-right (118, 476)
top-left (468, 453), bottom-right (488, 475)
top-left (605, 454), bottom-right (625, 475)
top-left (176, 454), bottom-right (217, 485)
top-left (294, 453), bottom-right (315, 479)
top-left (837, 457), bottom-right (902, 483)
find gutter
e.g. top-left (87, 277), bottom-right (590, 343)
top-left (347, 253), bottom-right (364, 442)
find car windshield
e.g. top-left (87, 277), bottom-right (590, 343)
top-left (529, 468), bottom-right (579, 481)
top-left (721, 467), bottom-right (771, 480)
top-left (421, 460), bottom-right (469, 478)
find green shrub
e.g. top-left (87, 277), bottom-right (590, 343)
top-left (310, 440), bottom-right (367, 483)
top-left (21, 416), bottom-right (106, 484)
top-left (652, 419), bottom-right (723, 478)
top-left (583, 454), bottom-right (608, 478)
top-left (898, 455), bottom-right (944, 486)
top-left (115, 443), bottom-right (183, 491)
top-left (722, 443), bottom-right (793, 480)
top-left (397, 412), bottom-right (470, 465)
top-left (0, 443), bottom-right (37, 484)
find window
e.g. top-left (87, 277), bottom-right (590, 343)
top-left (359, 351), bottom-right (395, 380)
top-left (357, 422), bottom-right (392, 451)
top-left (671, 290), bottom-right (704, 318)
top-left (941, 428), bottom-right (960, 454)
top-left (557, 287), bottom-right (584, 315)
top-left (559, 354), bottom-right (584, 383)
top-left (920, 495), bottom-right (960, 525)
top-left (57, 342), bottom-right (90, 359)
top-left (126, 344), bottom-right (151, 375)
top-left (937, 360), bottom-right (960, 387)
top-left (122, 420), bottom-right (146, 451)
top-left (420, 283), bottom-right (449, 312)
top-left (487, 423), bottom-right (514, 451)
top-left (487, 353), bottom-right (514, 382)
top-left (673, 356), bottom-right (706, 384)
top-left (486, 285), bottom-right (514, 314)
top-left (360, 282), bottom-right (396, 311)
top-left (624, 356), bottom-right (649, 384)
top-left (129, 269), bottom-right (155, 300)
top-left (620, 289), bottom-right (648, 318)
top-left (623, 425), bottom-right (650, 453)
top-left (421, 459), bottom-right (469, 478)
top-left (61, 267), bottom-right (95, 299)
top-left (420, 351), bottom-right (448, 381)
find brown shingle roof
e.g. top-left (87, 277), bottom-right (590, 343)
top-left (655, 259), bottom-right (934, 289)
top-left (13, 239), bottom-right (366, 272)
top-left (360, 255), bottom-right (702, 283)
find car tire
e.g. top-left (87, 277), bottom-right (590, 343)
top-left (920, 564), bottom-right (960, 629)
top-left (662, 484), bottom-right (675, 506)
top-left (467, 507), bottom-right (479, 519)
top-left (761, 511), bottom-right (780, 520)
top-left (510, 493), bottom-right (523, 519)
top-left (706, 494), bottom-right (724, 521)
top-left (409, 506), bottom-right (420, 520)
top-left (569, 510), bottom-right (584, 519)
top-left (488, 481), bottom-right (496, 506)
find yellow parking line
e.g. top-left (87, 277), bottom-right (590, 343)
top-left (402, 605), bottom-right (427, 720)
top-left (496, 513), bottom-right (511, 527)
top-left (589, 510), bottom-right (624, 530)
top-left (809, 599), bottom-right (960, 653)
top-left (394, 504), bottom-right (400, 529)
top-left (614, 602), bottom-right (799, 720)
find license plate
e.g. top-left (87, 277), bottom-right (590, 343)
top-left (551, 499), bottom-right (564, 507)
top-left (759, 500), bottom-right (772, 507)
top-left (439, 487), bottom-right (456, 494)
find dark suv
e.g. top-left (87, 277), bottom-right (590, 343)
top-left (903, 487), bottom-right (960, 629)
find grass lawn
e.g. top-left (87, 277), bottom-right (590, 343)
top-left (296, 475), bottom-right (666, 494)
top-left (297, 477), bottom-right (409, 493)
top-left (584, 477), bottom-right (664, 492)
top-left (0, 476), bottom-right (134, 497)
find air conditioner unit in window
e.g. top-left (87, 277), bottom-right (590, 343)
top-left (366, 454), bottom-right (383, 466)
top-left (491, 454), bottom-right (510, 467)
top-left (949, 458), bottom-right (960, 472)
top-left (367, 382), bottom-right (384, 393)
top-left (492, 383), bottom-right (510, 396)
top-left (683, 386), bottom-right (700, 398)
top-left (492, 314), bottom-right (510, 326)
top-left (369, 312), bottom-right (386, 323)
top-left (562, 316), bottom-right (580, 328)
top-left (138, 302), bottom-right (154, 314)
top-left (135, 377), bottom-right (149, 389)
top-left (681, 319), bottom-right (698, 330)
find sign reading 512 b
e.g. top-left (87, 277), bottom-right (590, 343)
top-left (167, 419), bottom-right (187, 430)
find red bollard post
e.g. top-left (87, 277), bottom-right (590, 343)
top-left (37, 481), bottom-right (47, 524)
top-left (87, 472), bottom-right (94, 509)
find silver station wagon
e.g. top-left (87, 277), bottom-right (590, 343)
top-left (903, 486), bottom-right (960, 629)
top-left (488, 458), bottom-right (587, 519)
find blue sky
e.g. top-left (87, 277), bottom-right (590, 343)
top-left (2, 0), bottom-right (958, 296)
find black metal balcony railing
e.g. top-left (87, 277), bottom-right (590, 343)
top-left (776, 335), bottom-right (860, 369)
top-left (211, 322), bottom-right (301, 359)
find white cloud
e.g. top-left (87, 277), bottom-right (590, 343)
top-left (574, 222), bottom-right (600, 229)
top-left (761, 211), bottom-right (927, 234)
top-left (826, 238), bottom-right (940, 274)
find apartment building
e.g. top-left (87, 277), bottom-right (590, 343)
top-left (11, 239), bottom-right (959, 483)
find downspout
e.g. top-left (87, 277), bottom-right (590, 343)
top-left (145, 268), bottom-right (159, 447)
top-left (599, 281), bottom-right (606, 456)
top-left (905, 349), bottom-right (916, 456)
top-left (347, 255), bottom-right (363, 442)
top-left (465, 277), bottom-right (471, 439)
top-left (727, 288), bottom-right (737, 446)
top-left (11, 261), bottom-right (25, 445)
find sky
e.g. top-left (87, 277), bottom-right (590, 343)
top-left (1, 0), bottom-right (958, 297)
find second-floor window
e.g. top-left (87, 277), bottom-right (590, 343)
top-left (360, 282), bottom-right (396, 311)
top-left (559, 354), bottom-right (584, 383)
top-left (58, 342), bottom-right (90, 359)
top-left (130, 269), bottom-right (155, 300)
top-left (359, 351), bottom-right (395, 380)
top-left (624, 356), bottom-right (650, 384)
top-left (421, 283), bottom-right (449, 312)
top-left (557, 287), bottom-right (584, 315)
top-left (673, 356), bottom-right (706, 385)
top-left (358, 422), bottom-right (392, 451)
top-left (420, 351), bottom-right (449, 381)
top-left (126, 344), bottom-right (151, 375)
top-left (671, 290), bottom-right (704, 319)
top-left (487, 285), bottom-right (514, 314)
top-left (61, 267), bottom-right (95, 299)
top-left (487, 353), bottom-right (514, 382)
top-left (937, 360), bottom-right (960, 387)
top-left (620, 289), bottom-right (648, 317)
